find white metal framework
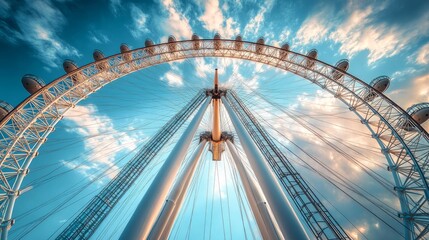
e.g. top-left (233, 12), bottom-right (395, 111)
top-left (0, 38), bottom-right (428, 239)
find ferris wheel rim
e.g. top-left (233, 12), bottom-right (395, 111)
top-left (1, 39), bottom-right (426, 135)
top-left (0, 38), bottom-right (427, 239)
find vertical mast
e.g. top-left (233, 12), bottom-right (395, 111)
top-left (211, 69), bottom-right (222, 160)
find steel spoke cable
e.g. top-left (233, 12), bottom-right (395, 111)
top-left (240, 88), bottom-right (395, 193)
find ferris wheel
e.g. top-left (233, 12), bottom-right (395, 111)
top-left (0, 34), bottom-right (428, 240)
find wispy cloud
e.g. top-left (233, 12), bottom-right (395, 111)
top-left (63, 104), bottom-right (142, 180)
top-left (271, 28), bottom-right (291, 47)
top-left (293, 7), bottom-right (335, 46)
top-left (329, 2), bottom-right (429, 64)
top-left (160, 0), bottom-right (193, 39)
top-left (161, 63), bottom-right (184, 87)
top-left (243, 0), bottom-right (275, 38)
top-left (109, 0), bottom-right (122, 16)
top-left (292, 1), bottom-right (429, 64)
top-left (199, 0), bottom-right (240, 38)
top-left (414, 42), bottom-right (429, 65)
top-left (129, 3), bottom-right (150, 39)
top-left (88, 31), bottom-right (110, 44)
top-left (194, 58), bottom-right (213, 79)
top-left (0, 0), bottom-right (81, 68)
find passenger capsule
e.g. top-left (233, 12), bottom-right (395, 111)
top-left (0, 100), bottom-right (13, 120)
top-left (168, 35), bottom-right (177, 52)
top-left (145, 39), bottom-right (155, 55)
top-left (93, 49), bottom-right (105, 61)
top-left (22, 74), bottom-right (45, 94)
top-left (305, 49), bottom-right (318, 68)
top-left (331, 59), bottom-right (349, 81)
top-left (63, 59), bottom-right (78, 73)
top-left (279, 43), bottom-right (290, 60)
top-left (235, 35), bottom-right (243, 50)
top-left (93, 50), bottom-right (109, 71)
top-left (363, 76), bottom-right (391, 101)
top-left (214, 33), bottom-right (221, 50)
top-left (256, 37), bottom-right (265, 54)
top-left (407, 103), bottom-right (429, 124)
top-left (192, 34), bottom-right (200, 50)
top-left (371, 76), bottom-right (390, 93)
top-left (63, 60), bottom-right (84, 83)
top-left (120, 43), bottom-right (133, 62)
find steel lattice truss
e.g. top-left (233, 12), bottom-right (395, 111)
top-left (55, 91), bottom-right (207, 240)
top-left (225, 90), bottom-right (350, 239)
top-left (0, 38), bottom-right (428, 239)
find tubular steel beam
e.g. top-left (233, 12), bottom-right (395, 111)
top-left (225, 90), bottom-right (351, 240)
top-left (56, 91), bottom-right (208, 240)
top-left (223, 96), bottom-right (309, 240)
top-left (120, 97), bottom-right (210, 240)
top-left (226, 140), bottom-right (284, 240)
top-left (148, 140), bottom-right (207, 239)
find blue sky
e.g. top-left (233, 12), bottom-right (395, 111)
top-left (1, 0), bottom-right (429, 239)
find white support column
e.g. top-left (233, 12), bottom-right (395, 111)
top-left (223, 99), bottom-right (309, 240)
top-left (120, 97), bottom-right (210, 240)
top-left (226, 141), bottom-right (284, 240)
top-left (148, 140), bottom-right (207, 240)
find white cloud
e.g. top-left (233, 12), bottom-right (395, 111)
top-left (329, 3), bottom-right (429, 64)
top-left (243, 0), bottom-right (275, 38)
top-left (129, 4), bottom-right (150, 39)
top-left (291, 2), bottom-right (429, 64)
top-left (194, 58), bottom-right (214, 79)
top-left (0, 0), bottom-right (81, 68)
top-left (199, 0), bottom-right (240, 38)
top-left (294, 8), bottom-right (334, 46)
top-left (161, 63), bottom-right (184, 87)
top-left (162, 71), bottom-right (184, 87)
top-left (160, 0), bottom-right (193, 39)
top-left (63, 105), bottom-right (142, 180)
top-left (271, 28), bottom-right (291, 47)
top-left (415, 42), bottom-right (429, 65)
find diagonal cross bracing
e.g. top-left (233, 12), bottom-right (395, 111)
top-left (56, 91), bottom-right (207, 240)
top-left (225, 90), bottom-right (350, 240)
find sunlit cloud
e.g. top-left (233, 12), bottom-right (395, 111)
top-left (294, 7), bottom-right (334, 46)
top-left (160, 0), bottom-right (193, 39)
top-left (199, 0), bottom-right (240, 38)
top-left (329, 2), bottom-right (429, 64)
top-left (161, 63), bottom-right (184, 87)
top-left (389, 73), bottom-right (429, 124)
top-left (291, 1), bottom-right (429, 64)
top-left (271, 28), bottom-right (291, 47)
top-left (194, 58), bottom-right (214, 79)
top-left (415, 42), bottom-right (429, 65)
top-left (63, 104), bottom-right (142, 181)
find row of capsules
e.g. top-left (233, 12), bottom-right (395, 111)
top-left (1, 34), bottom-right (428, 129)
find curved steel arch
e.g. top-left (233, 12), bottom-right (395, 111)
top-left (0, 39), bottom-right (428, 239)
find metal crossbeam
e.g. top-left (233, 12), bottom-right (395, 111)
top-left (55, 91), bottom-right (207, 240)
top-left (225, 90), bottom-right (350, 240)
